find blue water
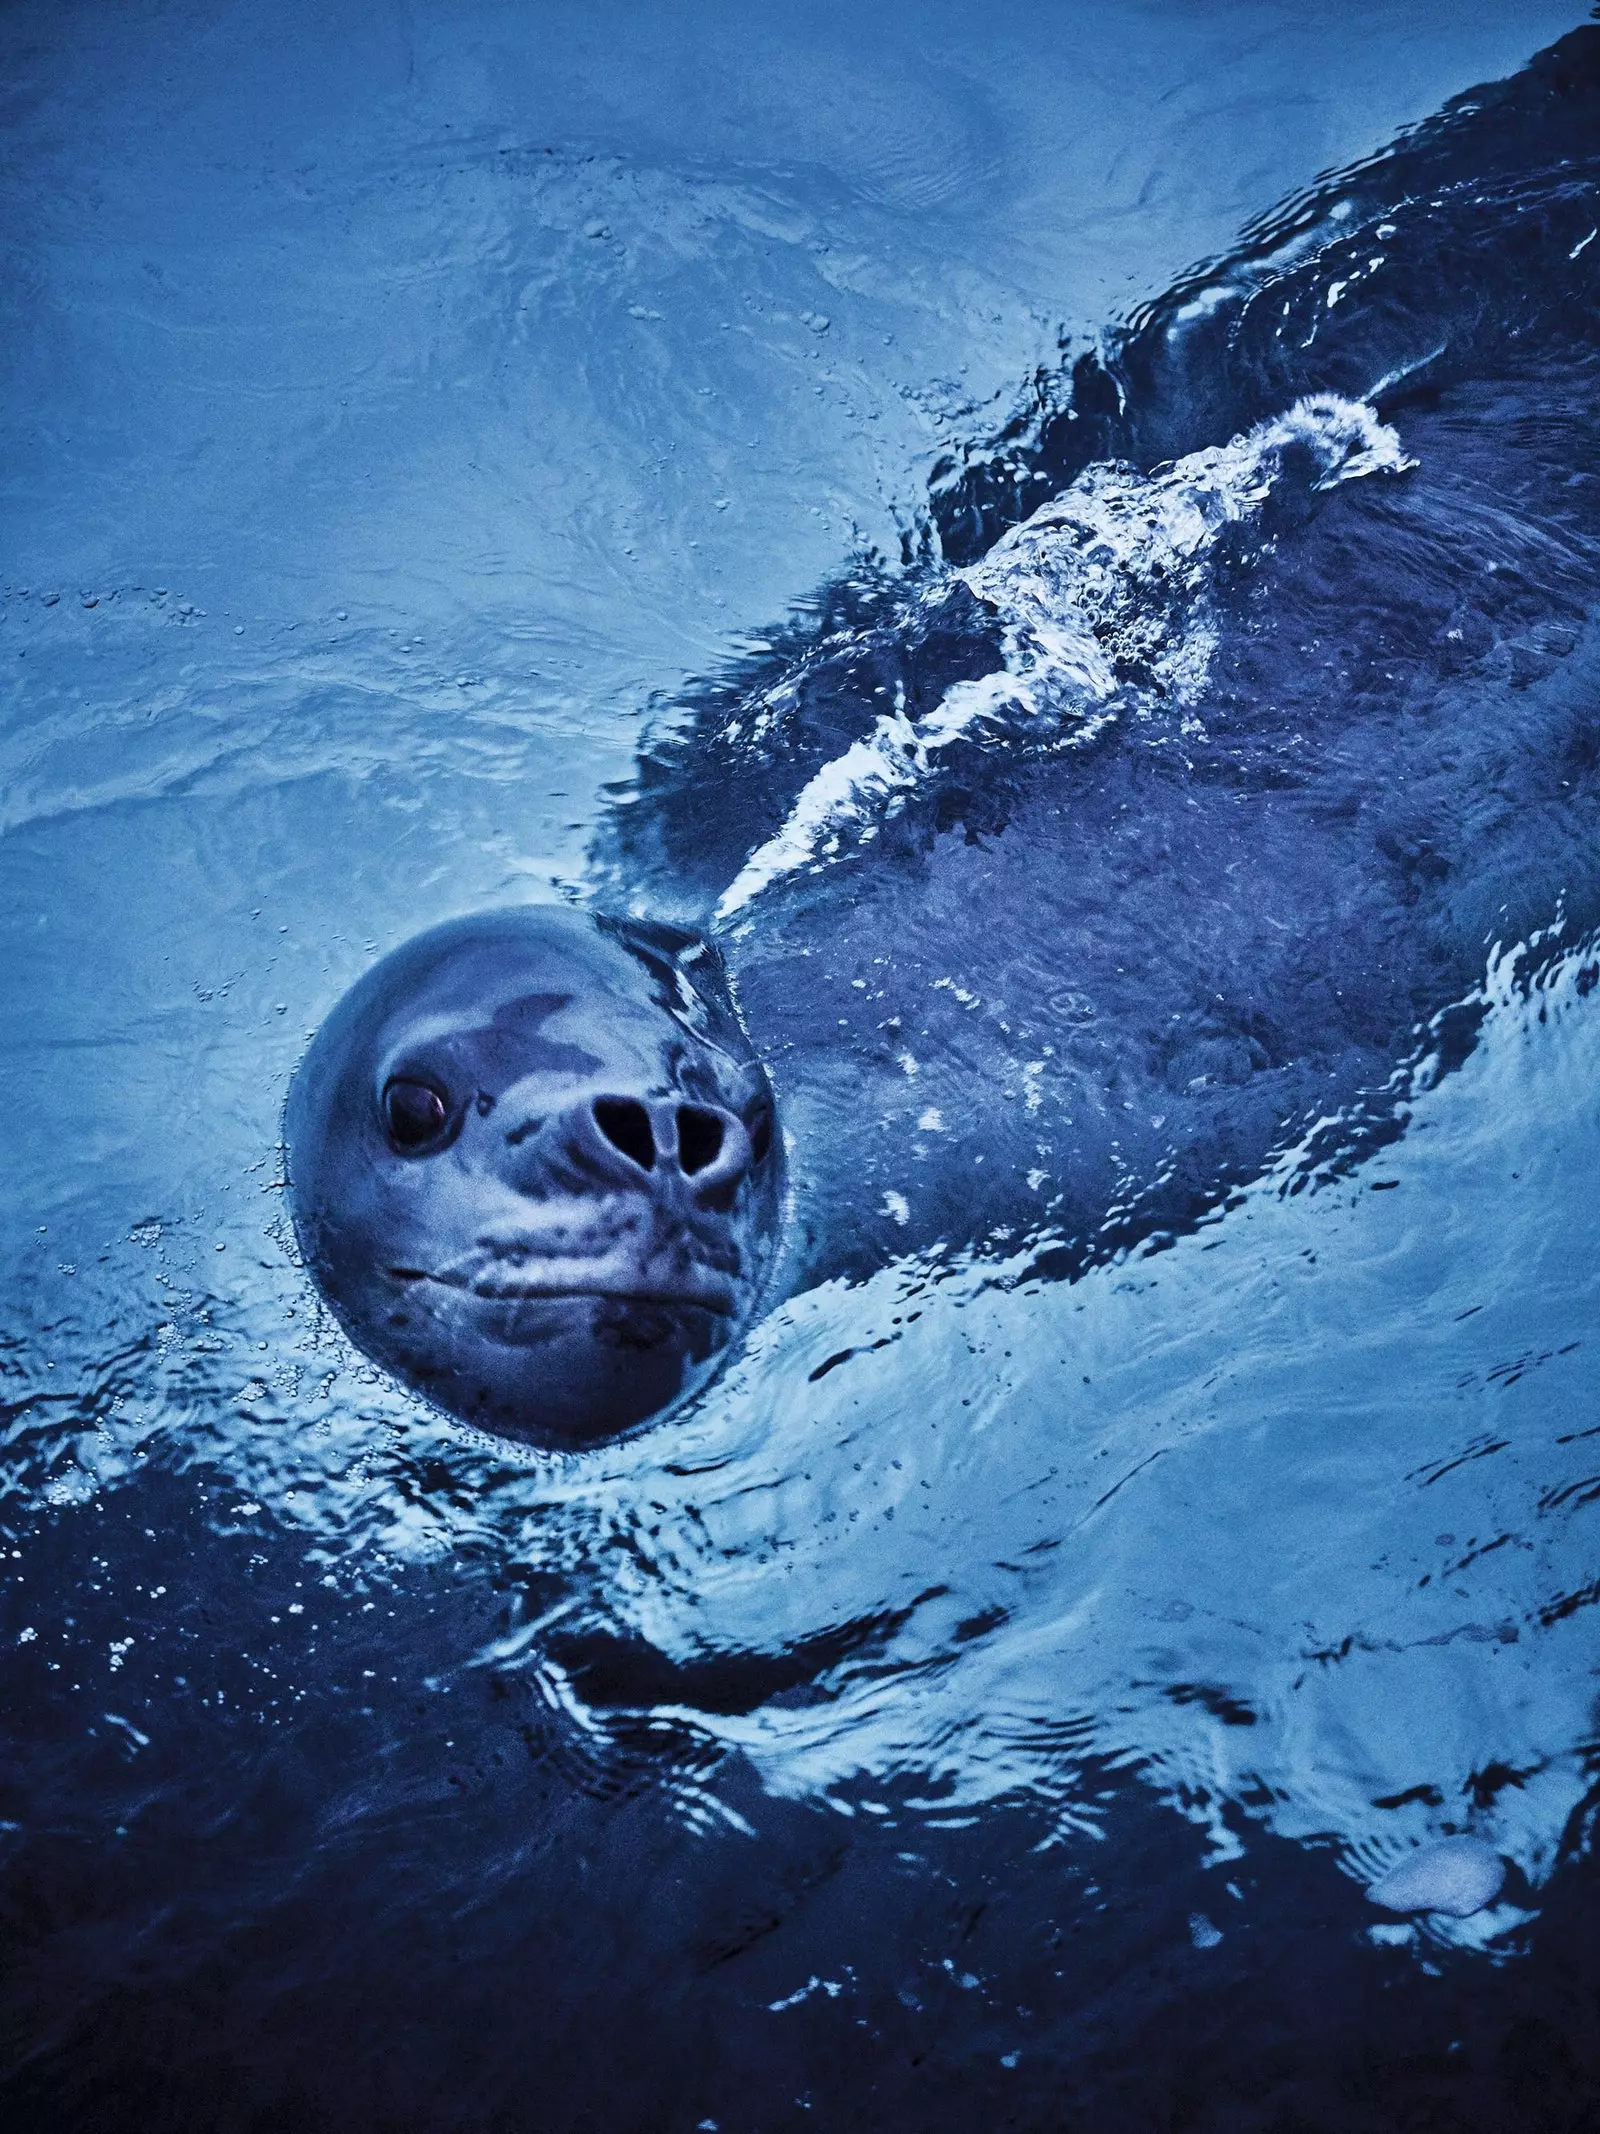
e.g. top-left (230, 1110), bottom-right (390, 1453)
top-left (5, 4), bottom-right (1600, 2126)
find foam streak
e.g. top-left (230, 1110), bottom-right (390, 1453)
top-left (714, 395), bottom-right (1412, 922)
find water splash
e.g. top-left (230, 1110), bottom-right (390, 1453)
top-left (714, 394), bottom-right (1412, 921)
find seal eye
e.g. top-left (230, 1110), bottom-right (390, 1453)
top-left (382, 1077), bottom-right (451, 1154)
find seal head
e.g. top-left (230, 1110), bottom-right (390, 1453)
top-left (286, 907), bottom-right (782, 1447)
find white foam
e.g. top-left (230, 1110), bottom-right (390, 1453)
top-left (715, 395), bottom-right (1412, 921)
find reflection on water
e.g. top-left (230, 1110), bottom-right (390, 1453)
top-left (4, 2), bottom-right (1600, 2127)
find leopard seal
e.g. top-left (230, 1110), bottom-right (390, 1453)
top-left (288, 32), bottom-right (1600, 1447)
top-left (285, 908), bottom-right (782, 1446)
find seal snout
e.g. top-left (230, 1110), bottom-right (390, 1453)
top-left (583, 1091), bottom-right (755, 1197)
top-left (591, 1094), bottom-right (734, 1178)
top-left (505, 1088), bottom-right (758, 1206)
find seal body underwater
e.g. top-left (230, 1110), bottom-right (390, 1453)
top-left (289, 30), bottom-right (1600, 1445)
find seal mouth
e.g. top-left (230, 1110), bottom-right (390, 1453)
top-left (388, 1264), bottom-right (738, 1316)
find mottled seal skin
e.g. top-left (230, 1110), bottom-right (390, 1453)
top-left (286, 908), bottom-right (782, 1447)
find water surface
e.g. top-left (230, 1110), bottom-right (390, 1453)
top-left (3, 5), bottom-right (1599, 2128)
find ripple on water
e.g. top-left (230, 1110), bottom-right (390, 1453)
top-left (10, 927), bottom-right (1594, 1964)
top-left (485, 933), bottom-right (1600, 1940)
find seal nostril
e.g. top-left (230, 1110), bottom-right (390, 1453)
top-left (593, 1096), bottom-right (656, 1170)
top-left (677, 1106), bottom-right (725, 1176)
